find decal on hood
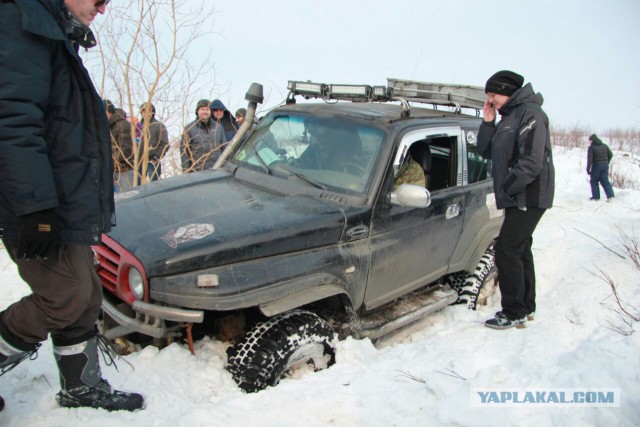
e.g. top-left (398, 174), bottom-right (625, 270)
top-left (161, 223), bottom-right (215, 248)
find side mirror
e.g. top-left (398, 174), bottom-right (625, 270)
top-left (390, 184), bottom-right (431, 208)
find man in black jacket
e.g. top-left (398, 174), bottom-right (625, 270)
top-left (587, 134), bottom-right (615, 201)
top-left (0, 0), bottom-right (143, 411)
top-left (138, 102), bottom-right (169, 182)
top-left (477, 70), bottom-right (555, 330)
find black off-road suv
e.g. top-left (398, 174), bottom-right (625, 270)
top-left (94, 79), bottom-right (503, 392)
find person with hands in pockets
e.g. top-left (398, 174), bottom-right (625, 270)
top-left (477, 70), bottom-right (555, 330)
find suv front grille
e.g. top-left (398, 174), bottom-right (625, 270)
top-left (93, 237), bottom-right (121, 294)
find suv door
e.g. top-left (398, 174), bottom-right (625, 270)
top-left (364, 127), bottom-right (465, 310)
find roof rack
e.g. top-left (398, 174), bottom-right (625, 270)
top-left (286, 78), bottom-right (486, 117)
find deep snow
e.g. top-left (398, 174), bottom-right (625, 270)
top-left (1, 147), bottom-right (639, 426)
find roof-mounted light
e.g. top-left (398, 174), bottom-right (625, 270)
top-left (288, 81), bottom-right (327, 98)
top-left (372, 86), bottom-right (389, 101)
top-left (328, 84), bottom-right (371, 100)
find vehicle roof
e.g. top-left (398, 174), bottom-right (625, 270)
top-left (273, 101), bottom-right (482, 126)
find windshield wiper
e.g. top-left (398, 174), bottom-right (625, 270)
top-left (277, 164), bottom-right (327, 190)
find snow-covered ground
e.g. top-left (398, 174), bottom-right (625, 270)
top-left (1, 147), bottom-right (639, 426)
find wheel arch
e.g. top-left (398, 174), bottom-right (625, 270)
top-left (259, 283), bottom-right (353, 317)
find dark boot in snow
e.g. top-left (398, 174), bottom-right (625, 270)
top-left (1, 320), bottom-right (41, 412)
top-left (53, 334), bottom-right (144, 411)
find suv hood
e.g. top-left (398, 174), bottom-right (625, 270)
top-left (108, 170), bottom-right (347, 276)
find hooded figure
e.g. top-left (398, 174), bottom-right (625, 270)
top-left (211, 99), bottom-right (239, 141)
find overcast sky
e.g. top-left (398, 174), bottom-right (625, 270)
top-left (194, 0), bottom-right (639, 132)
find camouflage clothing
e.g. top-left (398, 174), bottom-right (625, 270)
top-left (394, 157), bottom-right (425, 189)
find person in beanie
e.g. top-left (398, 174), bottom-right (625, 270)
top-left (477, 70), bottom-right (555, 330)
top-left (180, 99), bottom-right (227, 172)
top-left (0, 0), bottom-right (143, 412)
top-left (586, 134), bottom-right (615, 201)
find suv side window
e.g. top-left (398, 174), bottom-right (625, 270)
top-left (466, 142), bottom-right (492, 183)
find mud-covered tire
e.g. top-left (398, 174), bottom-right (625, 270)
top-left (446, 247), bottom-right (499, 310)
top-left (226, 310), bottom-right (336, 393)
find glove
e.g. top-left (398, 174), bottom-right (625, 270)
top-left (17, 209), bottom-right (60, 260)
top-left (586, 168), bottom-right (591, 175)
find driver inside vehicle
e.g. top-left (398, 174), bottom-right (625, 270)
top-left (296, 120), bottom-right (362, 171)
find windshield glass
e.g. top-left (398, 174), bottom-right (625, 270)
top-left (231, 112), bottom-right (386, 196)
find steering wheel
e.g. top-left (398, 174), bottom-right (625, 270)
top-left (337, 162), bottom-right (367, 176)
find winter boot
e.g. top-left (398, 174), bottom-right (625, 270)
top-left (53, 334), bottom-right (144, 411)
top-left (1, 321), bottom-right (41, 412)
top-left (484, 312), bottom-right (527, 330)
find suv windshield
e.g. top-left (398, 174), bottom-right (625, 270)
top-left (231, 113), bottom-right (386, 196)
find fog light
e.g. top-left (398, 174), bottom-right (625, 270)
top-left (128, 267), bottom-right (144, 300)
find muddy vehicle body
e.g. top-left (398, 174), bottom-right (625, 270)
top-left (95, 79), bottom-right (503, 392)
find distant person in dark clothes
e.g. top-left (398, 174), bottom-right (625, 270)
top-left (137, 102), bottom-right (169, 182)
top-left (105, 100), bottom-right (135, 191)
top-left (477, 70), bottom-right (555, 330)
top-left (211, 99), bottom-right (239, 141)
top-left (586, 134), bottom-right (615, 201)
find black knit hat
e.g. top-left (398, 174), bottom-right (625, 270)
top-left (195, 99), bottom-right (211, 114)
top-left (589, 134), bottom-right (600, 143)
top-left (485, 70), bottom-right (524, 96)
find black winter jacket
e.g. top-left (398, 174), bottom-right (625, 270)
top-left (477, 83), bottom-right (555, 209)
top-left (139, 117), bottom-right (169, 162)
top-left (0, 0), bottom-right (115, 244)
top-left (110, 109), bottom-right (134, 171)
top-left (587, 138), bottom-right (612, 173)
top-left (211, 99), bottom-right (239, 141)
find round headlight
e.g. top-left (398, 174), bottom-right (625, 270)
top-left (128, 267), bottom-right (144, 300)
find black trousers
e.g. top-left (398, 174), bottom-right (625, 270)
top-left (0, 243), bottom-right (102, 346)
top-left (495, 207), bottom-right (546, 320)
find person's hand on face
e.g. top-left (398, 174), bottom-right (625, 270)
top-left (483, 98), bottom-right (496, 123)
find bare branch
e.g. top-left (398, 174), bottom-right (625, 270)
top-left (573, 227), bottom-right (626, 259)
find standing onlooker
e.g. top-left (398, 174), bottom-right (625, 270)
top-left (586, 134), bottom-right (615, 201)
top-left (181, 99), bottom-right (227, 172)
top-left (477, 70), bottom-right (555, 330)
top-left (235, 108), bottom-right (247, 126)
top-left (138, 102), bottom-right (169, 182)
top-left (0, 0), bottom-right (143, 411)
top-left (211, 99), bottom-right (239, 141)
top-left (105, 101), bottom-right (135, 191)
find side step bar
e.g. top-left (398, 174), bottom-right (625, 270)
top-left (350, 284), bottom-right (458, 340)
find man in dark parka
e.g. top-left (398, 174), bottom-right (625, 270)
top-left (477, 70), bottom-right (555, 330)
top-left (0, 0), bottom-right (143, 411)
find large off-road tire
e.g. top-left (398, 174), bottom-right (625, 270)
top-left (447, 247), bottom-right (499, 310)
top-left (226, 310), bottom-right (336, 393)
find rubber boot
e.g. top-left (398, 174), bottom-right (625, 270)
top-left (53, 334), bottom-right (144, 411)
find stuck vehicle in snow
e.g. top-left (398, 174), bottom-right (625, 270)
top-left (94, 79), bottom-right (503, 392)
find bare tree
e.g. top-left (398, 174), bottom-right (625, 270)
top-left (83, 0), bottom-right (221, 186)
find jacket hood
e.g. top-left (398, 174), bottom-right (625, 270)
top-left (499, 83), bottom-right (544, 115)
top-left (210, 99), bottom-right (227, 111)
